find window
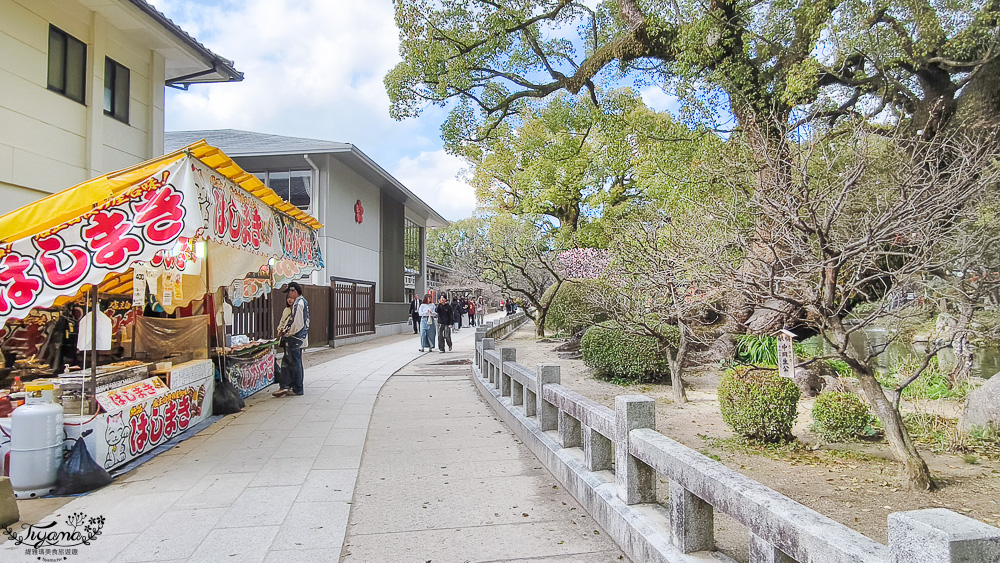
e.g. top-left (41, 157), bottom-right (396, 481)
top-left (47, 26), bottom-right (86, 104)
top-left (104, 58), bottom-right (129, 123)
top-left (252, 169), bottom-right (312, 211)
top-left (404, 219), bottom-right (422, 272)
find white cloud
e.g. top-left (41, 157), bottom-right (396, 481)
top-left (639, 85), bottom-right (682, 115)
top-left (392, 150), bottom-right (477, 222)
top-left (159, 0), bottom-right (430, 164)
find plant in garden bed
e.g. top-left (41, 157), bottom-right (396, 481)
top-left (735, 334), bottom-right (779, 366)
top-left (903, 412), bottom-right (1000, 459)
top-left (581, 323), bottom-right (672, 384)
top-left (718, 366), bottom-right (800, 443)
top-left (811, 392), bottom-right (877, 442)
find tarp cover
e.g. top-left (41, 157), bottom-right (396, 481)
top-left (0, 143), bottom-right (323, 328)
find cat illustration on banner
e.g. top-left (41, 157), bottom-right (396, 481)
top-left (104, 412), bottom-right (130, 469)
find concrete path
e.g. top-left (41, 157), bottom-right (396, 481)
top-left (2, 317), bottom-right (625, 562)
top-left (341, 339), bottom-right (627, 562)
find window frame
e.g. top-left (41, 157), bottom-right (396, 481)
top-left (47, 25), bottom-right (87, 105)
top-left (104, 57), bottom-right (130, 123)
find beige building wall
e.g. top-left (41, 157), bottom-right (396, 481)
top-left (0, 0), bottom-right (166, 215)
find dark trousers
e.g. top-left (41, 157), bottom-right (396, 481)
top-left (411, 313), bottom-right (420, 334)
top-left (438, 324), bottom-right (452, 351)
top-left (277, 352), bottom-right (292, 389)
top-left (285, 341), bottom-right (305, 394)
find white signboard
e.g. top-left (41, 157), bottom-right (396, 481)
top-left (776, 329), bottom-right (795, 379)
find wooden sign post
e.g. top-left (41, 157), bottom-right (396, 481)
top-left (776, 329), bottom-right (796, 379)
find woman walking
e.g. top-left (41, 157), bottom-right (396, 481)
top-left (418, 294), bottom-right (437, 352)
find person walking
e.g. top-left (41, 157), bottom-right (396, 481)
top-left (408, 295), bottom-right (421, 334)
top-left (274, 282), bottom-right (309, 397)
top-left (436, 295), bottom-right (454, 353)
top-left (272, 294), bottom-right (295, 397)
top-left (467, 300), bottom-right (476, 327)
top-left (418, 294), bottom-right (436, 352)
top-left (451, 296), bottom-right (462, 332)
top-left (475, 297), bottom-right (485, 325)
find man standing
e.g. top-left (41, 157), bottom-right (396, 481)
top-left (408, 295), bottom-right (421, 334)
top-left (274, 282), bottom-right (309, 397)
top-left (436, 295), bottom-right (453, 353)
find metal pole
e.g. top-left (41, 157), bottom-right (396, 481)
top-left (90, 285), bottom-right (98, 413)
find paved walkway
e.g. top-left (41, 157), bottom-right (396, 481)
top-left (3, 317), bottom-right (624, 562)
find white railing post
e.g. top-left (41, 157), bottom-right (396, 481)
top-left (889, 509), bottom-right (1000, 563)
top-left (499, 347), bottom-right (515, 396)
top-left (536, 365), bottom-right (560, 431)
top-left (559, 411), bottom-right (582, 448)
top-left (749, 534), bottom-right (794, 563)
top-left (475, 327), bottom-right (486, 366)
top-left (615, 396), bottom-right (656, 505)
top-left (670, 480), bottom-right (714, 553)
top-left (481, 338), bottom-right (495, 383)
top-left (584, 426), bottom-right (613, 471)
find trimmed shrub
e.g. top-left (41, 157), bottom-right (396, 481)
top-left (718, 367), bottom-right (800, 442)
top-left (811, 392), bottom-right (875, 441)
top-left (542, 279), bottom-right (610, 336)
top-left (581, 323), bottom-right (672, 383)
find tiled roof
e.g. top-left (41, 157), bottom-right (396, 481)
top-left (166, 129), bottom-right (351, 156)
top-left (129, 0), bottom-right (242, 84)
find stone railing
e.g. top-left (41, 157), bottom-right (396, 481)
top-left (472, 328), bottom-right (1000, 563)
top-left (480, 310), bottom-right (527, 342)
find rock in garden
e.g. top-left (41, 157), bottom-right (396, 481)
top-left (963, 374), bottom-right (1000, 428)
top-left (794, 362), bottom-right (831, 397)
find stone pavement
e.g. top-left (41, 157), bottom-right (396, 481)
top-left (2, 316), bottom-right (625, 562)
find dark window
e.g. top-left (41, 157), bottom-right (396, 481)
top-left (255, 169), bottom-right (312, 211)
top-left (404, 219), bottom-right (422, 272)
top-left (104, 58), bottom-right (129, 123)
top-left (289, 170), bottom-right (311, 209)
top-left (47, 26), bottom-right (86, 104)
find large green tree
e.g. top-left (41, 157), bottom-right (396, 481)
top-left (461, 89), bottom-right (714, 245)
top-left (387, 0), bottom-right (999, 149)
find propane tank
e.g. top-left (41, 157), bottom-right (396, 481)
top-left (10, 382), bottom-right (64, 498)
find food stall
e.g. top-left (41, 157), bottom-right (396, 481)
top-left (0, 141), bottom-right (324, 484)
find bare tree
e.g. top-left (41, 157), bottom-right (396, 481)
top-left (594, 211), bottom-right (731, 403)
top-left (451, 215), bottom-right (568, 336)
top-left (713, 126), bottom-right (1000, 489)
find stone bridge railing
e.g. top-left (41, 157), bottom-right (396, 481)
top-left (473, 321), bottom-right (1000, 563)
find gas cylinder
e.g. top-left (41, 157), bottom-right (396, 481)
top-left (10, 382), bottom-right (64, 498)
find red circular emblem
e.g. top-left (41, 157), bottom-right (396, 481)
top-left (354, 200), bottom-right (364, 224)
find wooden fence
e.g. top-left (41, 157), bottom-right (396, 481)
top-left (332, 277), bottom-right (376, 340)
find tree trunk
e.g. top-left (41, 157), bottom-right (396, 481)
top-left (668, 331), bottom-right (689, 403)
top-left (855, 365), bottom-right (936, 490)
top-left (826, 321), bottom-right (936, 490)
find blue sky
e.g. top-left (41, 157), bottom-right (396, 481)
top-left (155, 0), bottom-right (686, 221)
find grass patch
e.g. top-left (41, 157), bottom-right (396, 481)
top-left (701, 436), bottom-right (805, 461)
top-left (879, 357), bottom-right (977, 400)
top-left (903, 412), bottom-right (1000, 459)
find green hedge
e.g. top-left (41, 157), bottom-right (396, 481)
top-left (811, 392), bottom-right (875, 441)
top-left (541, 279), bottom-right (609, 336)
top-left (718, 367), bottom-right (800, 442)
top-left (581, 323), bottom-right (674, 383)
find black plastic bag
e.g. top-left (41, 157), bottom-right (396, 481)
top-left (56, 431), bottom-right (113, 495)
top-left (213, 376), bottom-right (245, 415)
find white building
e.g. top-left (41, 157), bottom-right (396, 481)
top-left (0, 0), bottom-right (242, 212)
top-left (165, 129), bottom-right (449, 332)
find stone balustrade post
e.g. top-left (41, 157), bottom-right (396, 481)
top-left (889, 509), bottom-right (1000, 563)
top-left (584, 426), bottom-right (613, 471)
top-left (475, 327), bottom-right (486, 366)
top-left (749, 534), bottom-right (794, 563)
top-left (500, 348), bottom-right (515, 395)
top-left (670, 480), bottom-right (714, 553)
top-left (615, 396), bottom-right (656, 505)
top-left (536, 365), bottom-right (560, 431)
top-left (481, 338), bottom-right (495, 383)
top-left (559, 411), bottom-right (582, 448)
top-left (524, 386), bottom-right (537, 417)
top-left (511, 377), bottom-right (524, 407)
